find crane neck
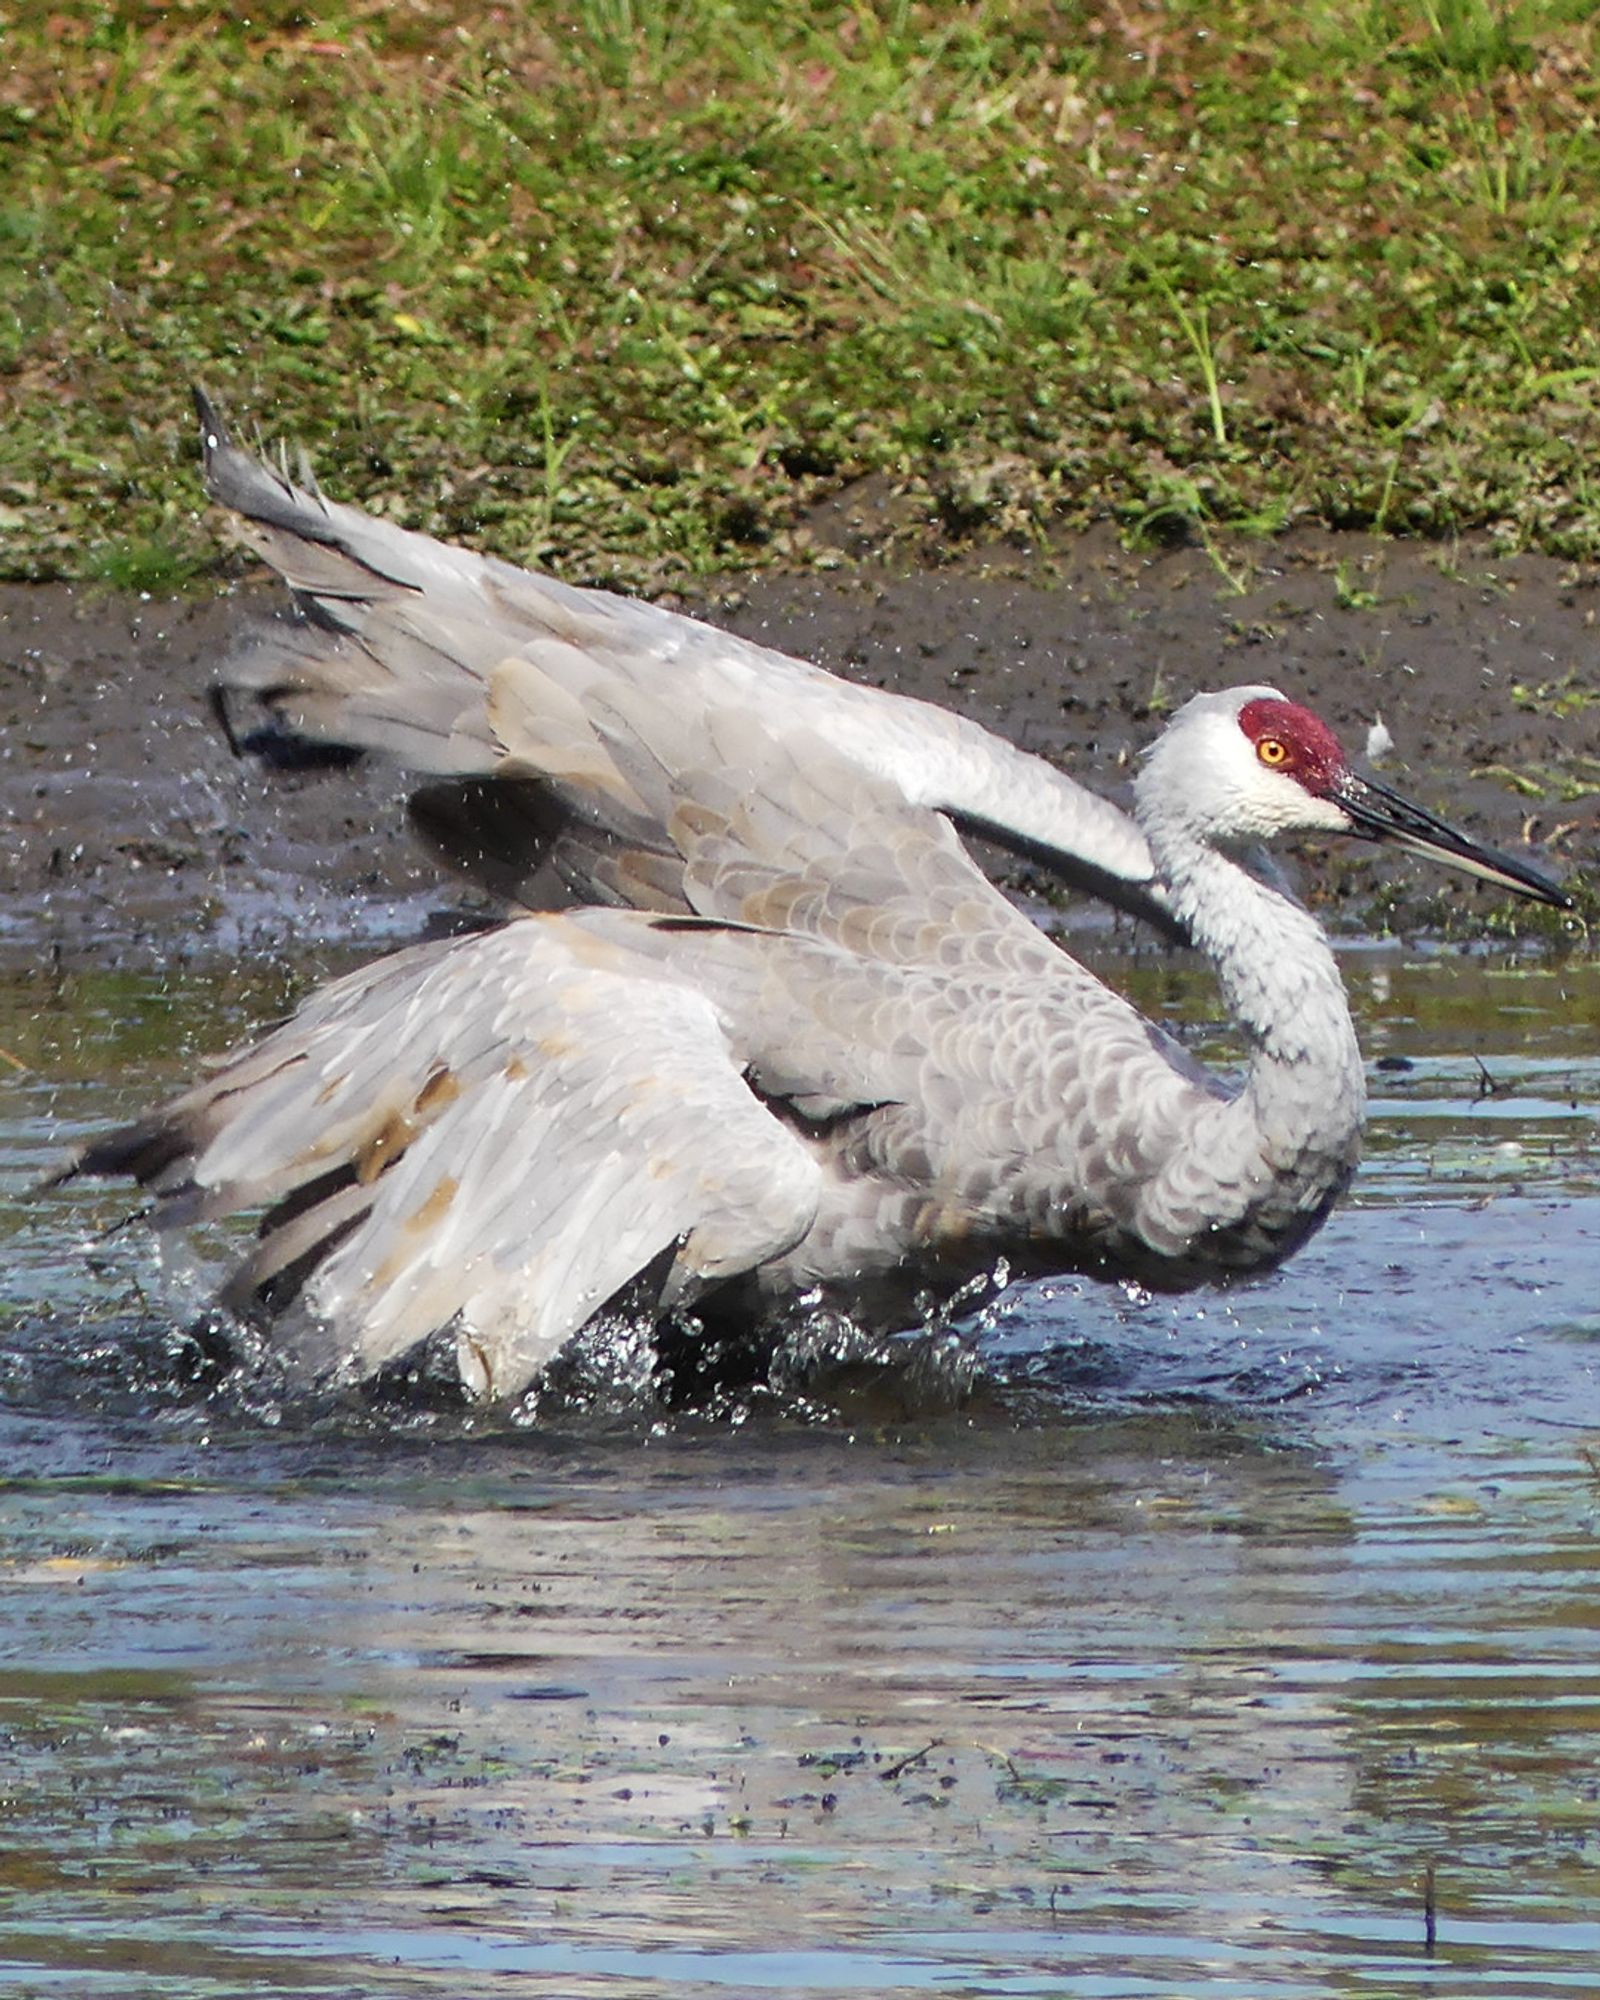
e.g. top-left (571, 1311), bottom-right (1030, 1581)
top-left (1108, 789), bottom-right (1370, 1271)
top-left (1154, 837), bottom-right (1366, 1177)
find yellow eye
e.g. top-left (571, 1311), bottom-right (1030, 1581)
top-left (1257, 738), bottom-right (1289, 768)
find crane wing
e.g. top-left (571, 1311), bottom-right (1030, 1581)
top-left (64, 688), bottom-right (1222, 1392)
top-left (558, 673), bottom-right (1064, 968)
top-left (66, 918), bottom-right (821, 1400)
top-left (195, 393), bottom-right (1176, 931)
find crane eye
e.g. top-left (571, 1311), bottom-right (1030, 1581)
top-left (1257, 737), bottom-right (1289, 768)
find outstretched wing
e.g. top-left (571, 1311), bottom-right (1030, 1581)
top-left (66, 917), bottom-right (821, 1400)
top-left (194, 392), bottom-right (1178, 932)
top-left (570, 674), bottom-right (1070, 976)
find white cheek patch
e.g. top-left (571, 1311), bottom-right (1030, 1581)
top-left (1252, 771), bottom-right (1349, 837)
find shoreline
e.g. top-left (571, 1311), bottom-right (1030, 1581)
top-left (2, 525), bottom-right (1592, 971)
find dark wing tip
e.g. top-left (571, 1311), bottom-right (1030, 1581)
top-left (188, 386), bottom-right (350, 549)
top-left (191, 386), bottom-right (237, 497)
top-left (64, 1113), bottom-right (197, 1191)
top-left (192, 383), bottom-right (227, 445)
top-left (190, 385), bottom-right (275, 513)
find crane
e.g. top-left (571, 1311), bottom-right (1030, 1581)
top-left (59, 396), bottom-right (1573, 1404)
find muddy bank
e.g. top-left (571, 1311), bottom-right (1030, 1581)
top-left (1, 525), bottom-right (1594, 967)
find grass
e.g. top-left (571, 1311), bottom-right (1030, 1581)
top-left (2, 1), bottom-right (1600, 587)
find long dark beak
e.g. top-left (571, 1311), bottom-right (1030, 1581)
top-left (1333, 771), bottom-right (1573, 909)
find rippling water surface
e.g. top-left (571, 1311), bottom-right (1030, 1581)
top-left (1, 945), bottom-right (1596, 1998)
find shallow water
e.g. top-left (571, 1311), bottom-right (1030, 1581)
top-left (1, 943), bottom-right (1597, 1999)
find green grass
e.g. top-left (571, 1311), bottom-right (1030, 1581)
top-left (3, 0), bottom-right (1600, 586)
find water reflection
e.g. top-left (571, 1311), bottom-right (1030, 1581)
top-left (0, 1418), bottom-right (1594, 1997)
top-left (0, 946), bottom-right (1596, 1997)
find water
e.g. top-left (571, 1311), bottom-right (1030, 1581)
top-left (1, 944), bottom-right (1597, 1998)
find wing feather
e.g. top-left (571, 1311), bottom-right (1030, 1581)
top-left (69, 915), bottom-right (820, 1400)
top-left (195, 392), bottom-right (1175, 927)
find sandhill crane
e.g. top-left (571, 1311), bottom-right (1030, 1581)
top-left (60, 396), bottom-right (1572, 1404)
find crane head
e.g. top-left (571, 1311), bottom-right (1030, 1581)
top-left (1137, 687), bottom-right (1572, 908)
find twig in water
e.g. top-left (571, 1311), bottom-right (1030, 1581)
top-left (879, 1739), bottom-right (942, 1782)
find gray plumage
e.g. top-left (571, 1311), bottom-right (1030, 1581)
top-left (60, 397), bottom-right (1570, 1403)
top-left (202, 392), bottom-right (1178, 933)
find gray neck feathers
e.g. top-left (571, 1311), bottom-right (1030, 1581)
top-left (1157, 838), bottom-right (1367, 1205)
